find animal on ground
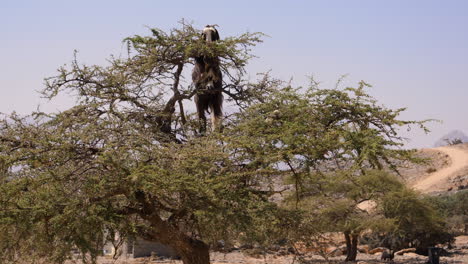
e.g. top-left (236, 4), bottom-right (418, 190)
top-left (381, 249), bottom-right (394, 261)
top-left (192, 25), bottom-right (223, 134)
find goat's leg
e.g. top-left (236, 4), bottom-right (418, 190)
top-left (194, 95), bottom-right (207, 135)
top-left (197, 109), bottom-right (207, 135)
top-left (210, 93), bottom-right (223, 132)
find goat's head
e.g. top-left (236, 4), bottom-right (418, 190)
top-left (202, 25), bottom-right (220, 42)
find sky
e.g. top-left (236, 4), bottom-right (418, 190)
top-left (1, 0), bottom-right (467, 148)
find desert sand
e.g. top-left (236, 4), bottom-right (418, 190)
top-left (413, 146), bottom-right (468, 192)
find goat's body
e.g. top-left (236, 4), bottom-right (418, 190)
top-left (192, 26), bottom-right (223, 134)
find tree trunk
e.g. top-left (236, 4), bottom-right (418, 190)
top-left (135, 192), bottom-right (211, 264)
top-left (146, 218), bottom-right (210, 264)
top-left (151, 228), bottom-right (210, 264)
top-left (153, 227), bottom-right (210, 264)
top-left (177, 238), bottom-right (210, 264)
top-left (344, 232), bottom-right (359, 261)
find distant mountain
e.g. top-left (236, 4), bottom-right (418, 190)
top-left (434, 130), bottom-right (468, 147)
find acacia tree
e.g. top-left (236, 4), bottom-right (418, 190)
top-left (0, 22), bottom-right (279, 264)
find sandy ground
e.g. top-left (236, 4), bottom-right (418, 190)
top-left (359, 144), bottom-right (468, 211)
top-left (96, 240), bottom-right (468, 264)
top-left (413, 145), bottom-right (468, 192)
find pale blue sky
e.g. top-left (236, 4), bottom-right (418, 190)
top-left (1, 0), bottom-right (467, 148)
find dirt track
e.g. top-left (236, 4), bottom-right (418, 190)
top-left (413, 145), bottom-right (468, 192)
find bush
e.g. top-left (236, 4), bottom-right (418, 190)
top-left (372, 189), bottom-right (454, 254)
top-left (426, 190), bottom-right (468, 235)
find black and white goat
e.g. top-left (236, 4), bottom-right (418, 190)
top-left (192, 25), bottom-right (223, 134)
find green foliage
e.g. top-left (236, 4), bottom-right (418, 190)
top-left (227, 81), bottom-right (427, 177)
top-left (374, 189), bottom-right (454, 253)
top-left (0, 118), bottom-right (281, 263)
top-left (223, 79), bottom-right (433, 261)
top-left (426, 190), bottom-right (468, 235)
